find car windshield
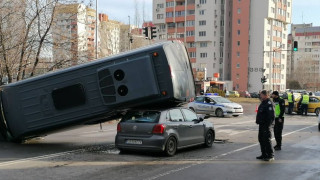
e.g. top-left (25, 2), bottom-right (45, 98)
top-left (121, 110), bottom-right (161, 123)
top-left (212, 96), bottom-right (232, 103)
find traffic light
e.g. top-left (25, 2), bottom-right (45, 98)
top-left (143, 27), bottom-right (149, 38)
top-left (293, 41), bottom-right (298, 51)
top-left (151, 26), bottom-right (157, 39)
top-left (261, 76), bottom-right (267, 83)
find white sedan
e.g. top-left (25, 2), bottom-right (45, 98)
top-left (188, 95), bottom-right (243, 117)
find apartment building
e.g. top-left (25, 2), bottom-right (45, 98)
top-left (247, 0), bottom-right (292, 92)
top-left (99, 13), bottom-right (121, 57)
top-left (287, 24), bottom-right (320, 91)
top-left (152, 0), bottom-right (232, 82)
top-left (52, 3), bottom-right (96, 67)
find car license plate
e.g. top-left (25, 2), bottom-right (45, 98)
top-left (236, 110), bottom-right (242, 113)
top-left (126, 139), bottom-right (142, 145)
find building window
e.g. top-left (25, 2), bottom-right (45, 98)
top-left (200, 0), bottom-right (207, 4)
top-left (187, 10), bottom-right (195, 15)
top-left (157, 14), bottom-right (164, 19)
top-left (237, 30), bottom-right (240, 35)
top-left (157, 3), bottom-right (164, 8)
top-left (199, 31), bottom-right (206, 36)
top-left (236, 84), bottom-right (239, 90)
top-left (236, 63), bottom-right (240, 68)
top-left (288, 2), bottom-right (290, 7)
top-left (237, 8), bottom-right (241, 14)
top-left (199, 20), bottom-right (206, 26)
top-left (271, 7), bottom-right (275, 13)
top-left (200, 42), bottom-right (208, 47)
top-left (236, 74), bottom-right (240, 79)
top-left (237, 52), bottom-right (240, 57)
top-left (200, 53), bottom-right (207, 58)
top-left (305, 48), bottom-right (311, 52)
top-left (186, 31), bottom-right (195, 37)
top-left (186, 20), bottom-right (195, 26)
top-left (166, 12), bottom-right (174, 17)
top-left (175, 11), bottom-right (185, 17)
top-left (237, 41), bottom-right (240, 46)
top-left (199, 10), bottom-right (205, 15)
top-left (187, 42), bottom-right (196, 48)
top-left (189, 52), bottom-right (196, 58)
top-left (266, 41), bottom-right (270, 46)
top-left (237, 19), bottom-right (241, 24)
top-left (166, 2), bottom-right (174, 7)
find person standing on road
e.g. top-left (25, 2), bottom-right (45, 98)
top-left (287, 91), bottom-right (295, 115)
top-left (272, 91), bottom-right (285, 151)
top-left (256, 90), bottom-right (275, 161)
top-left (300, 92), bottom-right (309, 116)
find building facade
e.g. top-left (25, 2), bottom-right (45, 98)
top-left (52, 3), bottom-right (96, 67)
top-left (152, 0), bottom-right (232, 82)
top-left (247, 0), bottom-right (292, 92)
top-left (287, 24), bottom-right (320, 91)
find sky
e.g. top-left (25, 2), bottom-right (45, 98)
top-left (91, 0), bottom-right (319, 30)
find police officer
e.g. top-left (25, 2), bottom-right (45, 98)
top-left (272, 91), bottom-right (285, 150)
top-left (300, 92), bottom-right (309, 116)
top-left (256, 90), bottom-right (275, 161)
top-left (287, 91), bottom-right (295, 115)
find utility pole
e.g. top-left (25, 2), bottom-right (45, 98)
top-left (95, 0), bottom-right (98, 59)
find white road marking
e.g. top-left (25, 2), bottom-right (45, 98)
top-left (143, 124), bottom-right (317, 180)
top-left (0, 149), bottom-right (84, 167)
top-left (214, 120), bottom-right (254, 128)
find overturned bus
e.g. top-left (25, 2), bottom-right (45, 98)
top-left (0, 41), bottom-right (195, 142)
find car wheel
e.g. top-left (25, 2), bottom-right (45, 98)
top-left (204, 130), bottom-right (215, 147)
top-left (318, 123), bottom-right (320, 131)
top-left (164, 136), bottom-right (177, 156)
top-left (118, 148), bottom-right (129, 154)
top-left (315, 108), bottom-right (320, 116)
top-left (215, 109), bottom-right (224, 117)
top-left (232, 115), bottom-right (239, 117)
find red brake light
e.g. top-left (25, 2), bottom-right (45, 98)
top-left (152, 124), bottom-right (166, 134)
top-left (117, 123), bottom-right (121, 132)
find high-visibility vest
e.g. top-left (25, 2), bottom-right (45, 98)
top-left (302, 95), bottom-right (309, 104)
top-left (275, 98), bottom-right (283, 117)
top-left (288, 93), bottom-right (293, 103)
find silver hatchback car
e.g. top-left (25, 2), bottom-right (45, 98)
top-left (115, 107), bottom-right (215, 156)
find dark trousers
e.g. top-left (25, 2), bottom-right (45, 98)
top-left (288, 103), bottom-right (294, 114)
top-left (258, 125), bottom-right (274, 157)
top-left (274, 117), bottom-right (284, 146)
top-left (301, 104), bottom-right (308, 115)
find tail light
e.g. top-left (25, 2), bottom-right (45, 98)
top-left (152, 124), bottom-right (166, 134)
top-left (117, 123), bottom-right (121, 132)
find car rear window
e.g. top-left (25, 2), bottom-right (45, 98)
top-left (121, 111), bottom-right (161, 123)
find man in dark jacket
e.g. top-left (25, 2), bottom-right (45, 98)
top-left (271, 91), bottom-right (285, 150)
top-left (256, 90), bottom-right (275, 161)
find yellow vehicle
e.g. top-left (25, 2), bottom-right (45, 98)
top-left (285, 96), bottom-right (320, 115)
top-left (227, 91), bottom-right (240, 98)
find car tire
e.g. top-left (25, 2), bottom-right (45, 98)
top-left (318, 123), bottom-right (320, 131)
top-left (164, 136), bottom-right (177, 156)
top-left (315, 108), bottom-right (320, 116)
top-left (232, 115), bottom-right (239, 117)
top-left (118, 148), bottom-right (129, 154)
top-left (215, 108), bottom-right (224, 117)
top-left (204, 130), bottom-right (215, 147)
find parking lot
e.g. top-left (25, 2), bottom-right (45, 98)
top-left (0, 103), bottom-right (319, 180)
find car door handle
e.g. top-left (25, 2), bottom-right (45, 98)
top-left (173, 126), bottom-right (178, 129)
top-left (188, 125), bottom-right (193, 128)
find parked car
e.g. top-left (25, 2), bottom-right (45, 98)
top-left (250, 92), bottom-right (260, 98)
top-left (243, 91), bottom-right (251, 98)
top-left (228, 91), bottom-right (240, 98)
top-left (188, 95), bottom-right (243, 117)
top-left (285, 96), bottom-right (320, 115)
top-left (115, 107), bottom-right (215, 156)
top-left (318, 114), bottom-right (320, 131)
